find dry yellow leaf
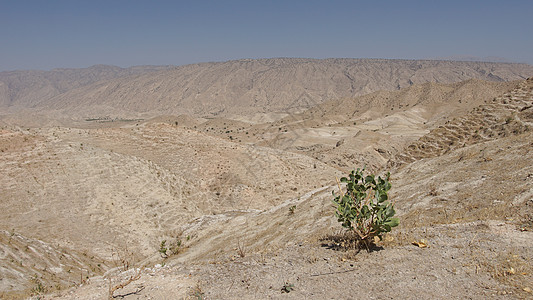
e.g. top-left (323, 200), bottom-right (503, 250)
top-left (523, 287), bottom-right (532, 293)
top-left (412, 239), bottom-right (428, 248)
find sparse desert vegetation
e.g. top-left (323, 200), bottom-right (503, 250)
top-left (1, 59), bottom-right (533, 299)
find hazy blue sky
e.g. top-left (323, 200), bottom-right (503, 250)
top-left (1, 0), bottom-right (532, 71)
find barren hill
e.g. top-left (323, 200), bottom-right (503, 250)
top-left (3, 58), bottom-right (532, 122)
top-left (1, 60), bottom-right (533, 299)
top-left (391, 78), bottom-right (533, 166)
top-left (285, 79), bottom-right (519, 126)
top-left (0, 65), bottom-right (172, 109)
top-left (0, 121), bottom-right (340, 296)
top-left (28, 78), bottom-right (533, 300)
top-left (194, 79), bottom-right (522, 172)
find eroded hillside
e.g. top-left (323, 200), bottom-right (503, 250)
top-left (37, 78), bottom-right (533, 300)
top-left (1, 66), bottom-right (533, 298)
top-left (2, 58), bottom-right (533, 123)
top-left (392, 78), bottom-right (533, 166)
top-left (0, 65), bottom-right (172, 108)
top-left (0, 122), bottom-right (340, 297)
top-left (192, 79), bottom-right (522, 173)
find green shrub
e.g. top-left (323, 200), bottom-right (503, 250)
top-left (159, 240), bottom-right (168, 258)
top-left (332, 168), bottom-right (399, 247)
top-left (159, 239), bottom-right (182, 258)
top-left (281, 282), bottom-right (295, 293)
top-left (288, 205), bottom-right (296, 215)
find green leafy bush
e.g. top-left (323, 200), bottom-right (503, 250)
top-left (332, 168), bottom-right (399, 246)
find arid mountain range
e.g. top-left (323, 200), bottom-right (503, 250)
top-left (1, 58), bottom-right (532, 299)
top-left (2, 58), bottom-right (532, 123)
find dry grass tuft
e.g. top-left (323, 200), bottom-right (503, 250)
top-left (320, 231), bottom-right (384, 254)
top-left (107, 268), bottom-right (143, 299)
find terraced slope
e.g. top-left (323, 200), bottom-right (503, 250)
top-left (0, 231), bottom-right (104, 299)
top-left (391, 77), bottom-right (533, 167)
top-left (236, 79), bottom-right (522, 173)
